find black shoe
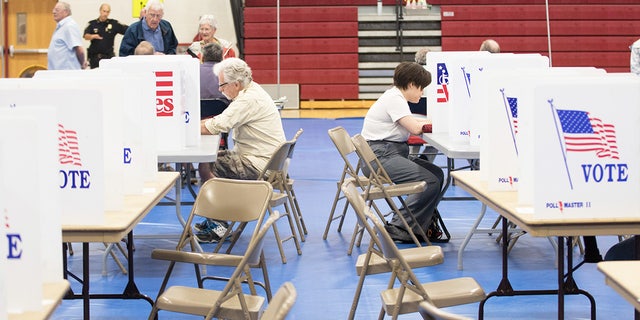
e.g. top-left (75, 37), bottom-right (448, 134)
top-left (384, 224), bottom-right (414, 243)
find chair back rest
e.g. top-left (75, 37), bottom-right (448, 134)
top-left (260, 282), bottom-right (297, 320)
top-left (205, 212), bottom-right (280, 319)
top-left (418, 301), bottom-right (472, 320)
top-left (284, 128), bottom-right (303, 176)
top-left (261, 141), bottom-right (293, 178)
top-left (328, 126), bottom-right (357, 159)
top-left (351, 134), bottom-right (392, 185)
top-left (194, 178), bottom-right (272, 223)
top-left (341, 179), bottom-right (381, 248)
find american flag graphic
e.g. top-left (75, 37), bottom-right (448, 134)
top-left (436, 63), bottom-right (449, 103)
top-left (58, 123), bottom-right (82, 166)
top-left (507, 97), bottom-right (518, 134)
top-left (155, 70), bottom-right (174, 117)
top-left (556, 109), bottom-right (619, 159)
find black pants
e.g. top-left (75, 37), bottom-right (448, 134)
top-left (89, 53), bottom-right (114, 69)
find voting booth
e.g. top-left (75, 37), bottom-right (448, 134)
top-left (0, 107), bottom-right (61, 314)
top-left (34, 69), bottom-right (154, 192)
top-left (101, 55), bottom-right (201, 152)
top-left (481, 67), bottom-right (606, 190)
top-left (0, 79), bottom-right (110, 225)
top-left (517, 75), bottom-right (640, 219)
top-left (424, 51), bottom-right (488, 134)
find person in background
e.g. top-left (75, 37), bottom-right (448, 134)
top-left (414, 47), bottom-right (429, 65)
top-left (134, 40), bottom-right (156, 55)
top-left (197, 42), bottom-right (230, 186)
top-left (118, 0), bottom-right (178, 56)
top-left (188, 14), bottom-right (236, 60)
top-left (83, 3), bottom-right (128, 68)
top-left (195, 58), bottom-right (286, 243)
top-left (360, 62), bottom-right (444, 243)
top-left (48, 2), bottom-right (87, 70)
top-left (479, 39), bottom-right (500, 53)
top-left (630, 38), bottom-right (640, 75)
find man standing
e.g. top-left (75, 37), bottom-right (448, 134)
top-left (195, 58), bottom-right (286, 242)
top-left (118, 0), bottom-right (178, 56)
top-left (83, 3), bottom-right (128, 68)
top-left (48, 2), bottom-right (87, 70)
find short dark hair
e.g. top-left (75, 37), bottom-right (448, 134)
top-left (202, 43), bottom-right (223, 63)
top-left (393, 62), bottom-right (431, 90)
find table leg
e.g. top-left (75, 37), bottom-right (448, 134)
top-left (83, 243), bottom-right (90, 319)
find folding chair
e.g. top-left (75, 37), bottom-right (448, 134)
top-left (418, 300), bottom-right (472, 320)
top-left (368, 211), bottom-right (486, 320)
top-left (258, 140), bottom-right (303, 264)
top-left (324, 126), bottom-right (376, 255)
top-left (342, 179), bottom-right (444, 320)
top-left (149, 178), bottom-right (274, 310)
top-left (148, 212), bottom-right (280, 320)
top-left (351, 134), bottom-right (430, 246)
top-left (282, 128), bottom-right (307, 241)
top-left (260, 282), bottom-right (297, 320)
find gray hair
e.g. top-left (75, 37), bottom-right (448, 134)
top-left (199, 14), bottom-right (218, 29)
top-left (214, 58), bottom-right (252, 87)
top-left (145, 0), bottom-right (164, 12)
top-left (479, 39), bottom-right (500, 53)
top-left (202, 43), bottom-right (223, 63)
top-left (414, 47), bottom-right (429, 65)
top-left (59, 2), bottom-right (72, 15)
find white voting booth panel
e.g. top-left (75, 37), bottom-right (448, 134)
top-left (34, 69), bottom-right (151, 193)
top-left (424, 51), bottom-right (488, 134)
top-left (99, 59), bottom-right (158, 182)
top-left (0, 111), bottom-right (59, 313)
top-left (468, 53), bottom-right (549, 146)
top-left (0, 81), bottom-right (108, 225)
top-left (482, 67), bottom-right (606, 190)
top-left (518, 75), bottom-right (640, 219)
top-left (101, 55), bottom-right (201, 151)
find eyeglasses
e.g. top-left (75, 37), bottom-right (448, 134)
top-left (147, 13), bottom-right (163, 19)
top-left (218, 82), bottom-right (229, 89)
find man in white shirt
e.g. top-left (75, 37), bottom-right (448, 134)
top-left (196, 58), bottom-right (286, 242)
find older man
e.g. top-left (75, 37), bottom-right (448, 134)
top-left (118, 0), bottom-right (178, 56)
top-left (195, 58), bottom-right (286, 243)
top-left (83, 3), bottom-right (128, 68)
top-left (48, 2), bottom-right (87, 70)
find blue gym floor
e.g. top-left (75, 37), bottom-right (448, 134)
top-left (51, 117), bottom-right (631, 319)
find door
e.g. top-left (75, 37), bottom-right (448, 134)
top-left (2, 0), bottom-right (56, 78)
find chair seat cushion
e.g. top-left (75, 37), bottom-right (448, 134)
top-left (356, 246), bottom-right (444, 275)
top-left (380, 277), bottom-right (486, 315)
top-left (366, 181), bottom-right (427, 199)
top-left (156, 285), bottom-right (265, 319)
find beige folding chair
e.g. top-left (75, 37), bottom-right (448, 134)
top-left (324, 126), bottom-right (375, 255)
top-left (258, 140), bottom-right (302, 264)
top-left (418, 301), bottom-right (472, 320)
top-left (367, 211), bottom-right (486, 320)
top-left (149, 178), bottom-right (274, 306)
top-left (351, 133), bottom-right (430, 246)
top-left (260, 282), bottom-right (297, 320)
top-left (282, 128), bottom-right (307, 241)
top-left (148, 212), bottom-right (280, 320)
top-left (342, 179), bottom-right (444, 320)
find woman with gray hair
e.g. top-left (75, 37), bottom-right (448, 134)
top-left (194, 58), bottom-right (285, 243)
top-left (188, 14), bottom-right (236, 61)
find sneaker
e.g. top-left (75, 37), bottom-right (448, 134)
top-left (195, 222), bottom-right (230, 243)
top-left (193, 219), bottom-right (213, 232)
